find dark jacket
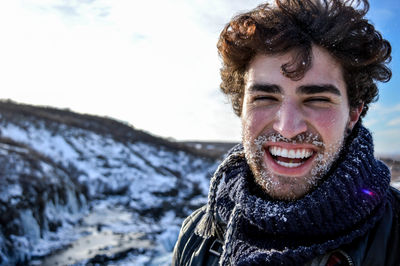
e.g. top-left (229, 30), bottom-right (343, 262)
top-left (172, 187), bottom-right (400, 266)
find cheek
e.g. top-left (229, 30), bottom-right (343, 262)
top-left (242, 108), bottom-right (275, 137)
top-left (305, 108), bottom-right (349, 141)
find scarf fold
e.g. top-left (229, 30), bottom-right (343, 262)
top-left (196, 124), bottom-right (391, 265)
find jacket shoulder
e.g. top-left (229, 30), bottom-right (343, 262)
top-left (384, 186), bottom-right (400, 265)
top-left (390, 186), bottom-right (400, 200)
top-left (389, 186), bottom-right (400, 216)
top-left (174, 206), bottom-right (207, 250)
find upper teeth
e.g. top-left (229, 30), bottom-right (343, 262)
top-left (269, 146), bottom-right (313, 159)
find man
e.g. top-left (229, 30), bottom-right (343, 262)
top-left (173, 0), bottom-right (400, 265)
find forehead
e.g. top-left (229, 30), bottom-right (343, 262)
top-left (246, 46), bottom-right (347, 95)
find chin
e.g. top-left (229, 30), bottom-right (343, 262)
top-left (253, 171), bottom-right (316, 200)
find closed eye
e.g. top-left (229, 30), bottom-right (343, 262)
top-left (253, 95), bottom-right (279, 102)
top-left (303, 97), bottom-right (335, 107)
top-left (304, 97), bottom-right (331, 103)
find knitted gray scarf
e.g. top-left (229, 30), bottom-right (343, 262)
top-left (195, 124), bottom-right (391, 265)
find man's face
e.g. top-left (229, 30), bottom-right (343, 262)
top-left (241, 45), bottom-right (362, 200)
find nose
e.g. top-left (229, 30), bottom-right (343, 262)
top-left (273, 100), bottom-right (307, 139)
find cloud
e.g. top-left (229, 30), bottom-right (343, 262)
top-left (373, 129), bottom-right (400, 154)
top-left (388, 117), bottom-right (400, 127)
top-left (368, 102), bottom-right (400, 115)
top-left (20, 0), bottom-right (111, 24)
top-left (375, 128), bottom-right (400, 137)
top-left (53, 5), bottom-right (79, 17)
top-left (363, 118), bottom-right (379, 127)
top-left (364, 102), bottom-right (400, 154)
top-left (367, 6), bottom-right (396, 31)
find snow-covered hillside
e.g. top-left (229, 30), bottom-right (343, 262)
top-left (0, 101), bottom-right (220, 265)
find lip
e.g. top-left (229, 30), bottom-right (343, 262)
top-left (263, 142), bottom-right (318, 177)
top-left (264, 142), bottom-right (320, 151)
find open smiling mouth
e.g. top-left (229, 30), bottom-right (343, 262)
top-left (268, 146), bottom-right (315, 168)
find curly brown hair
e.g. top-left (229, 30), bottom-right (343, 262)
top-left (217, 0), bottom-right (391, 117)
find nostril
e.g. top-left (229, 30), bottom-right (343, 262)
top-left (272, 117), bottom-right (307, 140)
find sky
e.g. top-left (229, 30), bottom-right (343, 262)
top-left (0, 0), bottom-right (399, 155)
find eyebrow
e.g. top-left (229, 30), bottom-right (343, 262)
top-left (248, 84), bottom-right (281, 94)
top-left (248, 83), bottom-right (341, 96)
top-left (297, 85), bottom-right (341, 96)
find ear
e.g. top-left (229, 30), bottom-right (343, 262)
top-left (348, 103), bottom-right (364, 130)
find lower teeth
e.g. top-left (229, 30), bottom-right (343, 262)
top-left (276, 160), bottom-right (302, 168)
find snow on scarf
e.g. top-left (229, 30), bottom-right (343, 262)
top-left (195, 124), bottom-right (391, 265)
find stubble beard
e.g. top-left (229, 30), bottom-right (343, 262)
top-left (242, 129), bottom-right (347, 201)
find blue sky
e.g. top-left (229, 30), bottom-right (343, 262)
top-left (0, 0), bottom-right (399, 155)
top-left (363, 0), bottom-right (400, 154)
